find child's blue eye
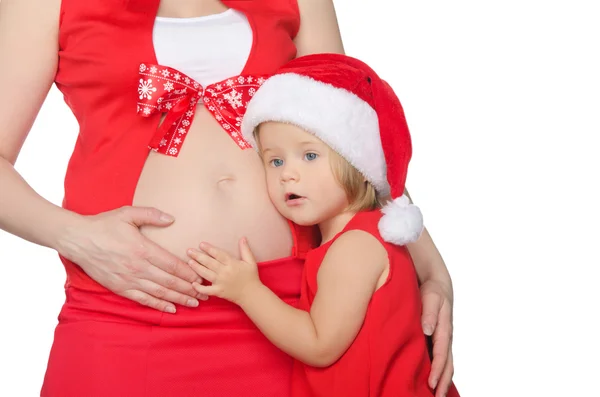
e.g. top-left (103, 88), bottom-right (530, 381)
top-left (305, 152), bottom-right (318, 161)
top-left (270, 158), bottom-right (284, 167)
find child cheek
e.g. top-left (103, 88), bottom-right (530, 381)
top-left (265, 175), bottom-right (281, 204)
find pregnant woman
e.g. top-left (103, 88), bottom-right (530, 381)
top-left (0, 0), bottom-right (455, 396)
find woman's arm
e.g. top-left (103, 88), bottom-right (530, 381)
top-left (189, 232), bottom-right (387, 367)
top-left (406, 227), bottom-right (455, 392)
top-left (294, 0), bottom-right (345, 56)
top-left (0, 0), bottom-right (70, 246)
top-left (0, 0), bottom-right (202, 313)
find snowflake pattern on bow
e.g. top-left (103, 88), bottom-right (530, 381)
top-left (137, 63), bottom-right (267, 157)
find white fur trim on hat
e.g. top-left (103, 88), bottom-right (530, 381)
top-left (242, 73), bottom-right (390, 196)
top-left (378, 195), bottom-right (424, 245)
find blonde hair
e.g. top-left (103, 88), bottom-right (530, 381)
top-left (254, 127), bottom-right (381, 211)
top-left (328, 149), bottom-right (381, 212)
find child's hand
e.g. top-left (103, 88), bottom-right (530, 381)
top-left (187, 237), bottom-right (261, 305)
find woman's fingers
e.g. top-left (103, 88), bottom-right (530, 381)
top-left (145, 241), bottom-right (202, 284)
top-left (139, 256), bottom-right (201, 303)
top-left (429, 301), bottom-right (453, 390)
top-left (197, 292), bottom-right (210, 301)
top-left (434, 350), bottom-right (454, 397)
top-left (120, 206), bottom-right (175, 228)
top-left (135, 278), bottom-right (200, 309)
top-left (421, 288), bottom-right (443, 336)
top-left (119, 206), bottom-right (201, 285)
top-left (65, 207), bottom-right (207, 310)
top-left (121, 289), bottom-right (177, 314)
top-left (419, 279), bottom-right (454, 391)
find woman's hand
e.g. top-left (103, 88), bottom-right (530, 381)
top-left (421, 278), bottom-right (454, 397)
top-left (57, 206), bottom-right (204, 313)
top-left (406, 224), bottom-right (455, 397)
top-left (187, 238), bottom-right (261, 305)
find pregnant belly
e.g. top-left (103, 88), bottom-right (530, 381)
top-left (132, 109), bottom-right (293, 262)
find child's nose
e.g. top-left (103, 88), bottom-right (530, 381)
top-left (280, 165), bottom-right (300, 182)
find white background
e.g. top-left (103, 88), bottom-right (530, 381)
top-left (1, 0), bottom-right (599, 395)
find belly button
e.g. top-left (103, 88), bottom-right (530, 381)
top-left (217, 175), bottom-right (236, 185)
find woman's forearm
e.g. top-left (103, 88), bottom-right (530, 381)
top-left (404, 189), bottom-right (453, 289)
top-left (0, 157), bottom-right (81, 251)
top-left (408, 227), bottom-right (453, 292)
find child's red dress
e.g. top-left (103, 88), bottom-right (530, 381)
top-left (291, 211), bottom-right (460, 397)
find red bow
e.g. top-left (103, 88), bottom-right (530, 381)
top-left (137, 63), bottom-right (267, 156)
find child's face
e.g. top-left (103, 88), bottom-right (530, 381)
top-left (257, 122), bottom-right (350, 226)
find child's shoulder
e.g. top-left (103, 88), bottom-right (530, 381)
top-left (332, 210), bottom-right (411, 260)
top-left (325, 211), bottom-right (388, 262)
top-left (324, 228), bottom-right (388, 273)
top-left (341, 210), bottom-right (385, 241)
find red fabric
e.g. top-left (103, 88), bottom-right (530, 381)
top-left (44, 0), bottom-right (305, 395)
top-left (137, 64), bottom-right (268, 156)
top-left (291, 211), bottom-right (459, 397)
top-left (42, 255), bottom-right (304, 397)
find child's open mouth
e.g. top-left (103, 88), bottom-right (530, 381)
top-left (285, 192), bottom-right (306, 206)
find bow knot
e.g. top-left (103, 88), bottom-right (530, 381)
top-left (137, 63), bottom-right (266, 156)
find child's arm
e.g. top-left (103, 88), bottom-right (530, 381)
top-left (188, 231), bottom-right (388, 367)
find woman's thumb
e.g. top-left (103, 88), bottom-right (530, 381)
top-left (124, 206), bottom-right (175, 227)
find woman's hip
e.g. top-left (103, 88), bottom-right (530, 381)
top-left (42, 320), bottom-right (293, 397)
top-left (43, 302), bottom-right (294, 396)
top-left (42, 273), bottom-right (301, 397)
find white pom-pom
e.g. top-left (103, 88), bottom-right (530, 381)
top-left (378, 195), bottom-right (424, 245)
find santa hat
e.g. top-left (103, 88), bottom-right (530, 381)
top-left (241, 54), bottom-right (423, 245)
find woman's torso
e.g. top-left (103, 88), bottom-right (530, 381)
top-left (134, 0), bottom-right (292, 263)
top-left (42, 1), bottom-right (306, 396)
top-left (56, 0), bottom-right (302, 289)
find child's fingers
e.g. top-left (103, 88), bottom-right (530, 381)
top-left (192, 282), bottom-right (220, 297)
top-left (187, 248), bottom-right (222, 272)
top-left (199, 242), bottom-right (234, 265)
top-left (187, 259), bottom-right (217, 283)
top-left (239, 237), bottom-right (257, 265)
